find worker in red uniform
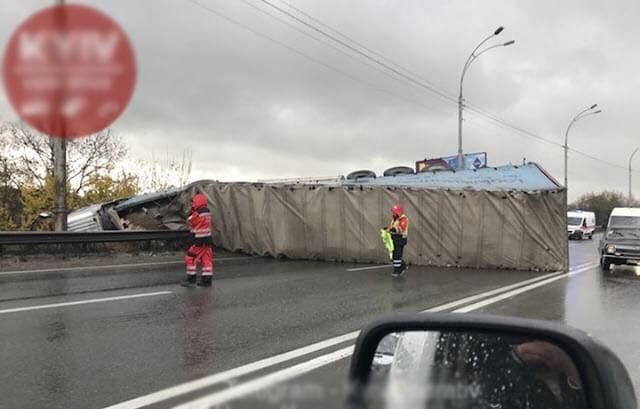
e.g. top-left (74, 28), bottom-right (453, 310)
top-left (182, 192), bottom-right (214, 287)
top-left (387, 204), bottom-right (409, 277)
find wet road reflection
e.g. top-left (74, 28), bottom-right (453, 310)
top-left (483, 238), bottom-right (640, 393)
top-left (4, 235), bottom-right (640, 408)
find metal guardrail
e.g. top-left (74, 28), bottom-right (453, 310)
top-left (0, 230), bottom-right (190, 245)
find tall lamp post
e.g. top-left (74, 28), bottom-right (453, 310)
top-left (52, 0), bottom-right (68, 231)
top-left (457, 27), bottom-right (514, 170)
top-left (630, 147), bottom-right (640, 205)
top-left (563, 105), bottom-right (601, 192)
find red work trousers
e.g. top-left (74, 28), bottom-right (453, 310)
top-left (185, 244), bottom-right (214, 276)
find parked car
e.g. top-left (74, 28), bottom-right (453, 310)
top-left (599, 208), bottom-right (640, 270)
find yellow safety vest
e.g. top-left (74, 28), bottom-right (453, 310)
top-left (390, 214), bottom-right (409, 238)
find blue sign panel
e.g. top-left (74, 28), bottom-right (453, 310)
top-left (442, 152), bottom-right (487, 170)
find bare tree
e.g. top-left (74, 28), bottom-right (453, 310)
top-left (0, 129), bottom-right (23, 228)
top-left (138, 147), bottom-right (193, 192)
top-left (0, 130), bottom-right (15, 187)
top-left (2, 122), bottom-right (127, 194)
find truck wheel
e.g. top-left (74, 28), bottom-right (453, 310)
top-left (588, 233), bottom-right (593, 240)
top-left (601, 257), bottom-right (611, 271)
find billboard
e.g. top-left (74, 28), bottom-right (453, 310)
top-left (416, 152), bottom-right (487, 173)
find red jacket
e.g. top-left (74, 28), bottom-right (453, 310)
top-left (188, 193), bottom-right (212, 243)
top-left (389, 214), bottom-right (409, 238)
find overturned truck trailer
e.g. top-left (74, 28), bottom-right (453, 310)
top-left (113, 163), bottom-right (567, 271)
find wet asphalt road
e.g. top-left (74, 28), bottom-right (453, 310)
top-left (1, 237), bottom-right (638, 409)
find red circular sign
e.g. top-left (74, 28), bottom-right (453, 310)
top-left (2, 4), bottom-right (136, 139)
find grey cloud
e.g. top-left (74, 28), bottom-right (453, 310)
top-left (2, 0), bottom-right (640, 199)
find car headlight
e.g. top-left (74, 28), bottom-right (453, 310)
top-left (606, 245), bottom-right (616, 254)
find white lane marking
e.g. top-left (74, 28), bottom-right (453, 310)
top-left (171, 263), bottom-right (601, 409)
top-left (347, 265), bottom-right (391, 272)
top-left (101, 332), bottom-right (360, 409)
top-left (0, 257), bottom-right (257, 276)
top-left (425, 271), bottom-right (564, 313)
top-left (102, 269), bottom-right (565, 409)
top-left (453, 263), bottom-right (599, 314)
top-left (571, 261), bottom-right (595, 271)
top-left (173, 347), bottom-right (355, 409)
top-left (347, 264), bottom-right (586, 273)
top-left (0, 291), bottom-right (173, 314)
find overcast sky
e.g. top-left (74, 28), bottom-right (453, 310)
top-left (2, 0), bottom-right (640, 201)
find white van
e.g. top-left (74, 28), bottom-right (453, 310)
top-left (599, 208), bottom-right (640, 270)
top-left (567, 210), bottom-right (596, 240)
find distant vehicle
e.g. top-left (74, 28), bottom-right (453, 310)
top-left (567, 210), bottom-right (596, 240)
top-left (599, 208), bottom-right (640, 271)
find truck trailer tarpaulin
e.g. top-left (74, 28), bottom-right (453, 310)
top-left (78, 163), bottom-right (566, 272)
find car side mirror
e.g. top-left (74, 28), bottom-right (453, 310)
top-left (347, 313), bottom-right (635, 409)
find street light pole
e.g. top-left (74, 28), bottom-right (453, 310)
top-left (630, 147), bottom-right (640, 205)
top-left (563, 105), bottom-right (601, 193)
top-left (53, 0), bottom-right (67, 231)
top-left (457, 27), bottom-right (514, 170)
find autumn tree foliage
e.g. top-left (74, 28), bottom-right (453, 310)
top-left (0, 123), bottom-right (140, 230)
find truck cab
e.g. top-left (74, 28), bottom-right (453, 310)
top-left (567, 210), bottom-right (596, 240)
top-left (599, 208), bottom-right (640, 271)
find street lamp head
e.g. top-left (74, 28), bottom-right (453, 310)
top-left (593, 110), bottom-right (602, 114)
top-left (503, 40), bottom-right (515, 46)
top-left (494, 26), bottom-right (504, 35)
top-left (590, 104), bottom-right (598, 110)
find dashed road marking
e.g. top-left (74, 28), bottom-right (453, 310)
top-left (0, 291), bottom-right (173, 314)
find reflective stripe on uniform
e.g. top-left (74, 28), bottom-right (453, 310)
top-left (390, 214), bottom-right (409, 238)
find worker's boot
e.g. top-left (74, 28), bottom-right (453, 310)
top-left (399, 261), bottom-right (408, 276)
top-left (198, 275), bottom-right (212, 287)
top-left (391, 259), bottom-right (402, 277)
top-left (181, 274), bottom-right (197, 288)
top-left (392, 261), bottom-right (407, 278)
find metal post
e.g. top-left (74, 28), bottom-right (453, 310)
top-left (630, 147), bottom-right (640, 204)
top-left (564, 125), bottom-right (570, 193)
top-left (563, 105), bottom-right (600, 196)
top-left (457, 92), bottom-right (464, 170)
top-left (52, 137), bottom-right (67, 231)
top-left (457, 28), bottom-right (514, 170)
top-left (53, 0), bottom-right (67, 231)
